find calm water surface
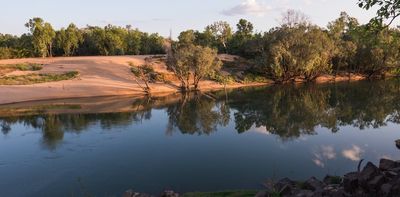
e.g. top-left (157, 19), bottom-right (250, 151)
top-left (1, 80), bottom-right (400, 196)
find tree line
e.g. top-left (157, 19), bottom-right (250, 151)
top-left (0, 18), bottom-right (165, 59)
top-left (172, 10), bottom-right (400, 84)
top-left (1, 5), bottom-right (400, 85)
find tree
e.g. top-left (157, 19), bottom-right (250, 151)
top-left (129, 61), bottom-right (155, 94)
top-left (236, 19), bottom-right (254, 38)
top-left (25, 18), bottom-right (55, 57)
top-left (167, 45), bottom-right (193, 91)
top-left (167, 44), bottom-right (222, 91)
top-left (192, 45), bottom-right (222, 90)
top-left (206, 21), bottom-right (232, 53)
top-left (55, 23), bottom-right (82, 56)
top-left (327, 12), bottom-right (359, 75)
top-left (261, 25), bottom-right (334, 82)
top-left (229, 19), bottom-right (255, 56)
top-left (358, 0), bottom-right (400, 27)
top-left (280, 9), bottom-right (310, 28)
top-left (177, 30), bottom-right (196, 47)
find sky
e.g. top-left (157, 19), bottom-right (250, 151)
top-left (0, 0), bottom-right (387, 38)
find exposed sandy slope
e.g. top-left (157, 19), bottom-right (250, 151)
top-left (0, 55), bottom-right (264, 105)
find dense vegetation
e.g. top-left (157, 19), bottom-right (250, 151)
top-left (1, 1), bottom-right (400, 84)
top-left (0, 18), bottom-right (165, 59)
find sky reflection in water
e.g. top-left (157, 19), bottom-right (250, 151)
top-left (0, 80), bottom-right (400, 196)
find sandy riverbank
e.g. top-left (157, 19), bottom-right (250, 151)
top-left (0, 55), bottom-right (270, 105)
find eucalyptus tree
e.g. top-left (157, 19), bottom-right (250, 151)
top-left (206, 21), bottom-right (232, 53)
top-left (55, 23), bottom-right (83, 56)
top-left (25, 18), bottom-right (56, 57)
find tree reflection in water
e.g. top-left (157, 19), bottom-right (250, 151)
top-left (0, 79), bottom-right (400, 149)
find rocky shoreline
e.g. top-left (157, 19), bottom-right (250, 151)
top-left (123, 158), bottom-right (400, 197)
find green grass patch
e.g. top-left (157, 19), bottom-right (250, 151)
top-left (0, 71), bottom-right (79, 85)
top-left (182, 190), bottom-right (259, 197)
top-left (243, 73), bottom-right (270, 83)
top-left (0, 63), bottom-right (43, 72)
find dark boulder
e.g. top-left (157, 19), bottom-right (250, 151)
top-left (343, 172), bottom-right (359, 193)
top-left (160, 190), bottom-right (179, 197)
top-left (366, 175), bottom-right (385, 192)
top-left (359, 162), bottom-right (381, 187)
top-left (274, 177), bottom-right (295, 194)
top-left (323, 175), bottom-right (342, 185)
top-left (395, 139), bottom-right (400, 149)
top-left (379, 159), bottom-right (399, 171)
top-left (303, 177), bottom-right (325, 191)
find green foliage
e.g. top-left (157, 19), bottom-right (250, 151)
top-left (167, 44), bottom-right (222, 91)
top-left (0, 71), bottom-right (78, 85)
top-left (129, 62), bottom-right (156, 93)
top-left (259, 24), bottom-right (335, 82)
top-left (358, 0), bottom-right (400, 27)
top-left (243, 73), bottom-right (269, 83)
top-left (54, 23), bottom-right (83, 56)
top-left (208, 71), bottom-right (236, 85)
top-left (25, 18), bottom-right (56, 57)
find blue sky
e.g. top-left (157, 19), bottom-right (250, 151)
top-left (0, 0), bottom-right (385, 37)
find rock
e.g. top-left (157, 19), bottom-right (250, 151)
top-left (395, 139), bottom-right (400, 149)
top-left (274, 178), bottom-right (295, 192)
top-left (303, 177), bottom-right (325, 191)
top-left (383, 170), bottom-right (398, 179)
top-left (380, 183), bottom-right (392, 196)
top-left (367, 175), bottom-right (385, 192)
top-left (389, 179), bottom-right (400, 195)
top-left (359, 162), bottom-right (381, 187)
top-left (279, 184), bottom-right (293, 196)
top-left (323, 175), bottom-right (342, 185)
top-left (160, 190), bottom-right (179, 197)
top-left (343, 172), bottom-right (359, 193)
top-left (123, 190), bottom-right (153, 197)
top-left (293, 189), bottom-right (313, 197)
top-left (379, 159), bottom-right (399, 170)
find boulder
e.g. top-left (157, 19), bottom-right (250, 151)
top-left (123, 190), bottom-right (153, 197)
top-left (293, 189), bottom-right (313, 197)
top-left (367, 175), bottom-right (385, 192)
top-left (343, 172), bottom-right (359, 192)
top-left (303, 177), bottom-right (325, 191)
top-left (274, 178), bottom-right (295, 192)
top-left (380, 183), bottom-right (392, 196)
top-left (396, 139), bottom-right (400, 149)
top-left (160, 190), bottom-right (179, 197)
top-left (379, 159), bottom-right (399, 170)
top-left (323, 175), bottom-right (342, 185)
top-left (359, 162), bottom-right (381, 187)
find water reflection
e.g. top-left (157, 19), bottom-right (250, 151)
top-left (1, 79), bottom-right (400, 149)
top-left (1, 80), bottom-right (400, 196)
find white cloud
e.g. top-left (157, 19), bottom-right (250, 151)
top-left (312, 145), bottom-right (336, 168)
top-left (342, 145), bottom-right (364, 161)
top-left (221, 0), bottom-right (272, 17)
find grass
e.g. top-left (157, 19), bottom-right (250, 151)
top-left (0, 71), bottom-right (79, 85)
top-left (182, 190), bottom-right (259, 197)
top-left (0, 63), bottom-right (43, 75)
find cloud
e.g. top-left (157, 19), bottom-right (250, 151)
top-left (312, 145), bottom-right (336, 168)
top-left (342, 145), bottom-right (364, 161)
top-left (221, 0), bottom-right (271, 17)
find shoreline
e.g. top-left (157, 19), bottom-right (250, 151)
top-left (0, 55), bottom-right (385, 105)
top-left (0, 75), bottom-right (374, 106)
